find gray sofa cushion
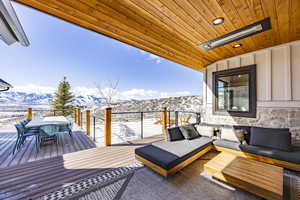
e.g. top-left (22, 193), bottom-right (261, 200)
top-left (250, 127), bottom-right (292, 152)
top-left (213, 139), bottom-right (300, 165)
top-left (240, 145), bottom-right (300, 164)
top-left (135, 136), bottom-right (213, 170)
top-left (166, 127), bottom-right (184, 141)
top-left (135, 145), bottom-right (179, 170)
top-left (179, 125), bottom-right (199, 140)
top-left (213, 139), bottom-right (242, 151)
top-left (153, 136), bottom-right (213, 157)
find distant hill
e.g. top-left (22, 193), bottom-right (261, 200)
top-left (0, 91), bottom-right (201, 112)
top-left (0, 91), bottom-right (105, 108)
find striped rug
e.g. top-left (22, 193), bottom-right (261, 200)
top-left (37, 162), bottom-right (143, 200)
top-left (36, 164), bottom-right (300, 200)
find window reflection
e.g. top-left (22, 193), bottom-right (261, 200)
top-left (217, 74), bottom-right (249, 112)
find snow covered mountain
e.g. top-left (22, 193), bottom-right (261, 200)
top-left (0, 91), bottom-right (105, 107)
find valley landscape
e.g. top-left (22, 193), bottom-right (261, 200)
top-left (0, 90), bottom-right (202, 146)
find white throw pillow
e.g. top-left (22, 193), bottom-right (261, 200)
top-left (195, 125), bottom-right (214, 137)
top-left (221, 127), bottom-right (246, 144)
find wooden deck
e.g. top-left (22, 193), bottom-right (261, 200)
top-left (0, 133), bottom-right (163, 200)
top-left (0, 131), bottom-right (96, 168)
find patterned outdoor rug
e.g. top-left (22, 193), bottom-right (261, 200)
top-left (284, 169), bottom-right (300, 200)
top-left (37, 162), bottom-right (143, 200)
top-left (35, 163), bottom-right (300, 200)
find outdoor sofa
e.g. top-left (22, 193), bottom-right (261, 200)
top-left (135, 123), bottom-right (300, 177)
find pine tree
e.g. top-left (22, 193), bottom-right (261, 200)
top-left (52, 77), bottom-right (75, 116)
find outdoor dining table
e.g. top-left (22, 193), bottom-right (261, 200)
top-left (25, 116), bottom-right (71, 128)
top-left (25, 116), bottom-right (72, 148)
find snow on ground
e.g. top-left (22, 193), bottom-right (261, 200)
top-left (0, 110), bottom-right (197, 147)
top-left (0, 115), bottom-right (165, 147)
top-left (80, 118), bottom-right (163, 146)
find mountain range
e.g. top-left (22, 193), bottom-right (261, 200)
top-left (0, 91), bottom-right (105, 107)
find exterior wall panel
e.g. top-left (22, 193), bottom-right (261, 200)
top-left (203, 40), bottom-right (300, 146)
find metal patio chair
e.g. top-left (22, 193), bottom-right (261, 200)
top-left (13, 123), bottom-right (39, 154)
top-left (37, 125), bottom-right (60, 149)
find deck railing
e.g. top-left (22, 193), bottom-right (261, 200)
top-left (75, 107), bottom-right (201, 146)
top-left (0, 107), bottom-right (201, 146)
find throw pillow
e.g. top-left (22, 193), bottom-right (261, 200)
top-left (179, 125), bottom-right (200, 140)
top-left (166, 127), bottom-right (185, 142)
top-left (250, 127), bottom-right (292, 152)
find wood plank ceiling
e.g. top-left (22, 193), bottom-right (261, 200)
top-left (14, 0), bottom-right (300, 71)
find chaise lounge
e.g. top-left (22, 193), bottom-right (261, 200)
top-left (135, 123), bottom-right (300, 177)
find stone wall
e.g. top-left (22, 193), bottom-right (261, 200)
top-left (111, 96), bottom-right (202, 113)
top-left (202, 106), bottom-right (300, 146)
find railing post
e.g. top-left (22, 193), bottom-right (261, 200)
top-left (168, 110), bottom-right (171, 128)
top-left (93, 116), bottom-right (96, 142)
top-left (76, 108), bottom-right (79, 125)
top-left (80, 112), bottom-right (83, 128)
top-left (86, 110), bottom-right (90, 136)
top-left (141, 112), bottom-right (143, 139)
top-left (104, 108), bottom-right (112, 146)
top-left (27, 108), bottom-right (32, 120)
top-left (175, 111), bottom-right (179, 126)
top-left (161, 107), bottom-right (167, 139)
top-left (77, 108), bottom-right (81, 126)
top-left (196, 113), bottom-right (201, 124)
top-left (74, 108), bottom-right (77, 123)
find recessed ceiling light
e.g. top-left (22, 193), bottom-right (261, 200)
top-left (212, 17), bottom-right (224, 26)
top-left (233, 44), bottom-right (242, 48)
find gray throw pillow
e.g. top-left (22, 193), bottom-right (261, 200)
top-left (250, 127), bottom-right (292, 152)
top-left (166, 127), bottom-right (184, 142)
top-left (179, 125), bottom-right (199, 140)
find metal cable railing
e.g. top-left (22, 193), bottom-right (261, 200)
top-left (1, 107), bottom-right (201, 145)
top-left (75, 109), bottom-right (201, 145)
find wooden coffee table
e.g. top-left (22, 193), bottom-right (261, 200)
top-left (204, 152), bottom-right (283, 200)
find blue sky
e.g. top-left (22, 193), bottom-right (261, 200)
top-left (0, 2), bottom-right (202, 100)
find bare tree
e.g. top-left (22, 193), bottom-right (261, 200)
top-left (95, 79), bottom-right (119, 107)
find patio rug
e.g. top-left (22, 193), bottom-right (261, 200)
top-left (284, 169), bottom-right (300, 200)
top-left (36, 162), bottom-right (143, 200)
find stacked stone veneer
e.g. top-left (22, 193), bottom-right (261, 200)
top-left (202, 107), bottom-right (300, 147)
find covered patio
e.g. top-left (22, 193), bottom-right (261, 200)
top-left (1, 0), bottom-right (300, 199)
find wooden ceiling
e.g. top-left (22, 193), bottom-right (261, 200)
top-left (14, 0), bottom-right (300, 71)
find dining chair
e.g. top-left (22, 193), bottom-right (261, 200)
top-left (59, 122), bottom-right (73, 137)
top-left (20, 119), bottom-right (39, 133)
top-left (37, 125), bottom-right (60, 149)
top-left (13, 124), bottom-right (39, 154)
top-left (13, 124), bottom-right (23, 154)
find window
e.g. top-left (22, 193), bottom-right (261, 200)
top-left (213, 65), bottom-right (256, 118)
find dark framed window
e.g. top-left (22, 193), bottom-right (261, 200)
top-left (212, 65), bottom-right (257, 118)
